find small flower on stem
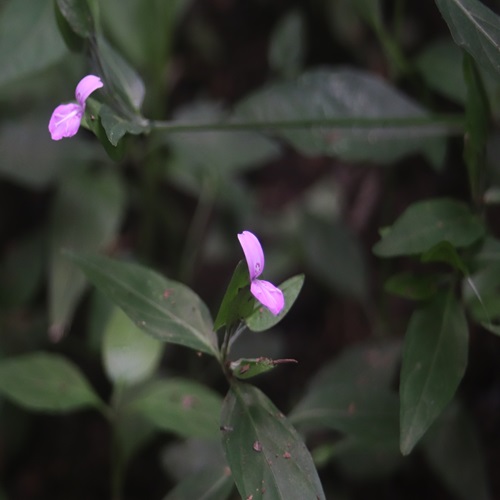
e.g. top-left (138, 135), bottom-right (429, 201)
top-left (238, 231), bottom-right (285, 315)
top-left (48, 75), bottom-right (104, 141)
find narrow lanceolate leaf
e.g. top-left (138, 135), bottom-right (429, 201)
top-left (400, 291), bottom-right (469, 455)
top-left (130, 379), bottom-right (222, 439)
top-left (221, 382), bottom-right (325, 500)
top-left (0, 353), bottom-right (101, 413)
top-left (436, 0), bottom-right (500, 78)
top-left (66, 252), bottom-right (219, 357)
top-left (56, 0), bottom-right (95, 37)
top-left (373, 198), bottom-right (484, 257)
top-left (234, 68), bottom-right (448, 165)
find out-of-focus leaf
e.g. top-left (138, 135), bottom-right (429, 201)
top-left (0, 0), bottom-right (67, 88)
top-left (245, 274), bottom-right (305, 332)
top-left (400, 291), bottom-right (469, 455)
top-left (49, 168), bottom-right (126, 336)
top-left (234, 68), bottom-right (448, 165)
top-left (56, 0), bottom-right (94, 38)
top-left (221, 382), bottom-right (325, 500)
top-left (0, 352), bottom-right (101, 412)
top-left (99, 104), bottom-right (149, 146)
top-left (116, 409), bottom-right (156, 466)
top-left (420, 241), bottom-right (469, 274)
top-left (384, 272), bottom-right (441, 300)
top-left (268, 9), bottom-right (306, 78)
top-left (163, 465), bottom-right (233, 500)
top-left (436, 0), bottom-right (500, 79)
top-left (290, 341), bottom-right (401, 444)
top-left (129, 379), bottom-right (222, 439)
top-left (66, 252), bottom-right (219, 356)
top-left (230, 357), bottom-right (297, 380)
top-left (103, 308), bottom-right (164, 386)
top-left (475, 236), bottom-right (500, 264)
top-left (302, 215), bottom-right (368, 301)
top-left (373, 198), bottom-right (484, 257)
top-left (422, 403), bottom-right (490, 500)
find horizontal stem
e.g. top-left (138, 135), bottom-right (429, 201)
top-left (151, 114), bottom-right (465, 134)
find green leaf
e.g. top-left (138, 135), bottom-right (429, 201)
top-left (435, 0), bottom-right (500, 79)
top-left (400, 291), bottom-right (469, 455)
top-left (0, 0), bottom-right (67, 88)
top-left (56, 0), bottom-right (94, 38)
top-left (99, 104), bottom-right (149, 146)
top-left (422, 403), bottom-right (490, 500)
top-left (49, 168), bottom-right (126, 335)
top-left (163, 465), bottom-right (233, 500)
top-left (290, 341), bottom-right (401, 444)
top-left (245, 274), bottom-right (305, 332)
top-left (230, 357), bottom-right (297, 380)
top-left (221, 382), bottom-right (325, 500)
top-left (384, 272), bottom-right (441, 300)
top-left (213, 261), bottom-right (251, 331)
top-left (373, 198), bottom-right (484, 257)
top-left (65, 252), bottom-right (219, 356)
top-left (234, 68), bottom-right (448, 165)
top-left (0, 352), bottom-right (101, 412)
top-left (116, 409), bottom-right (156, 466)
top-left (302, 215), bottom-right (368, 301)
top-left (129, 378), bottom-right (222, 439)
top-left (420, 241), bottom-right (469, 274)
top-left (103, 308), bottom-right (164, 386)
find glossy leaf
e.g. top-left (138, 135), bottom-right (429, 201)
top-left (400, 291), bottom-right (469, 455)
top-left (234, 68), bottom-right (448, 165)
top-left (373, 198), bottom-right (484, 257)
top-left (290, 341), bottom-right (401, 444)
top-left (56, 0), bottom-right (94, 37)
top-left (163, 465), bottom-right (233, 500)
top-left (0, 0), bottom-right (67, 88)
top-left (245, 274), bottom-right (304, 332)
top-left (230, 357), bottom-right (297, 380)
top-left (0, 352), bottom-right (101, 412)
top-left (221, 382), bottom-right (325, 500)
top-left (435, 0), bottom-right (500, 79)
top-left (103, 308), bottom-right (164, 386)
top-left (49, 168), bottom-right (126, 336)
top-left (130, 379), bottom-right (222, 439)
top-left (66, 252), bottom-right (219, 356)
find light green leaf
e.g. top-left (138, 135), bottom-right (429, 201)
top-left (66, 252), bottom-right (219, 356)
top-left (400, 291), bottom-right (469, 455)
top-left (0, 352), bottom-right (101, 412)
top-left (373, 198), bottom-right (484, 257)
top-left (435, 0), bottom-right (500, 79)
top-left (0, 0), bottom-right (67, 88)
top-left (163, 465), bottom-right (233, 500)
top-left (245, 274), bottom-right (305, 332)
top-left (221, 382), bottom-right (325, 500)
top-left (234, 68), bottom-right (448, 164)
top-left (49, 168), bottom-right (126, 335)
top-left (103, 308), bottom-right (164, 385)
top-left (130, 378), bottom-right (222, 439)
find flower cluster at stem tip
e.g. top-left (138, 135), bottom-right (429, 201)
top-left (238, 231), bottom-right (285, 315)
top-left (48, 75), bottom-right (103, 141)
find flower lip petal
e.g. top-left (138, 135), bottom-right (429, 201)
top-left (250, 279), bottom-right (285, 315)
top-left (75, 75), bottom-right (103, 107)
top-left (238, 231), bottom-right (265, 280)
top-left (48, 103), bottom-right (83, 140)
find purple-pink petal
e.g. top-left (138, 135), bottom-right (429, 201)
top-left (250, 279), bottom-right (285, 316)
top-left (75, 75), bottom-right (103, 107)
top-left (238, 231), bottom-right (265, 280)
top-left (48, 103), bottom-right (84, 141)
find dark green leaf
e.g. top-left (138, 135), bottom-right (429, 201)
top-left (400, 291), bottom-right (469, 455)
top-left (373, 198), bottom-right (484, 257)
top-left (221, 382), bottom-right (325, 500)
top-left (163, 465), bottom-right (233, 500)
top-left (65, 252), bottom-right (219, 356)
top-left (436, 0), bottom-right (500, 79)
top-left (56, 0), bottom-right (94, 37)
top-left (49, 168), bottom-right (126, 335)
top-left (234, 68), bottom-right (448, 165)
top-left (384, 272), bottom-right (441, 300)
top-left (245, 274), bottom-right (305, 332)
top-left (420, 241), bottom-right (469, 274)
top-left (230, 357), bottom-right (297, 380)
top-left (0, 352), bottom-right (101, 412)
top-left (130, 379), bottom-right (222, 439)
top-left (99, 104), bottom-right (149, 146)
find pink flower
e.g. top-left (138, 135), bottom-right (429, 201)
top-left (48, 75), bottom-right (104, 140)
top-left (238, 231), bottom-right (285, 315)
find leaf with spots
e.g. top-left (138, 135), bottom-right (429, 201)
top-left (220, 382), bottom-right (325, 500)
